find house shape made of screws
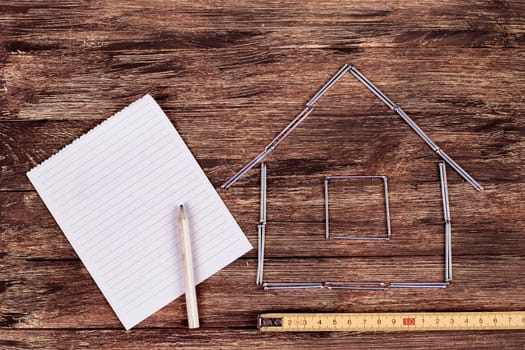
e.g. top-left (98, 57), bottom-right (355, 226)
top-left (221, 64), bottom-right (482, 291)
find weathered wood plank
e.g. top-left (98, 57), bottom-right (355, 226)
top-left (2, 329), bottom-right (525, 350)
top-left (2, 182), bottom-right (524, 259)
top-left (1, 48), bottom-right (524, 121)
top-left (2, 257), bottom-right (525, 329)
top-left (1, 0), bottom-right (524, 52)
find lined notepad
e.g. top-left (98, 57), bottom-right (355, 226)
top-left (27, 95), bottom-right (252, 330)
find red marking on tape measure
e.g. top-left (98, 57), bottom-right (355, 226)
top-left (403, 318), bottom-right (416, 326)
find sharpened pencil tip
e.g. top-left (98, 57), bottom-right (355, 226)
top-left (179, 204), bottom-right (184, 208)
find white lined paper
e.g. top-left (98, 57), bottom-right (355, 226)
top-left (27, 94), bottom-right (252, 330)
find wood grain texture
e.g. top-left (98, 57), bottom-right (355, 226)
top-left (1, 47), bottom-right (524, 121)
top-left (1, 0), bottom-right (525, 348)
top-left (1, 0), bottom-right (524, 52)
top-left (2, 329), bottom-right (525, 350)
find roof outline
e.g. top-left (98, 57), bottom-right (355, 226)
top-left (221, 64), bottom-right (483, 191)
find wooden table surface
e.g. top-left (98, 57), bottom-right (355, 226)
top-left (2, 1), bottom-right (525, 348)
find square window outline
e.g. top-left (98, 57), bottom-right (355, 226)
top-left (324, 175), bottom-right (392, 241)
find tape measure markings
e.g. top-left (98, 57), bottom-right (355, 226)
top-left (258, 312), bottom-right (525, 332)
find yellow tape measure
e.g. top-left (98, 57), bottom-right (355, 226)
top-left (258, 312), bottom-right (525, 332)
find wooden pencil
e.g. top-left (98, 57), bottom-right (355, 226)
top-left (178, 204), bottom-right (200, 329)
